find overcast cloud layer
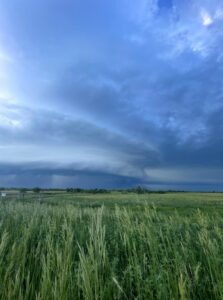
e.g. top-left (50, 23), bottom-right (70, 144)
top-left (0, 0), bottom-right (223, 189)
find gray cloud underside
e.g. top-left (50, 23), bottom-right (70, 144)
top-left (1, 100), bottom-right (223, 188)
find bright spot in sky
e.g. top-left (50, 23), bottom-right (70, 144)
top-left (0, 47), bottom-right (13, 63)
top-left (201, 9), bottom-right (213, 26)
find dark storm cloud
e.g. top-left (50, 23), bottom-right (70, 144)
top-left (0, 162), bottom-right (146, 188)
top-left (0, 103), bottom-right (161, 185)
top-left (1, 100), bottom-right (223, 189)
top-left (0, 103), bottom-right (158, 163)
top-left (50, 53), bottom-right (223, 152)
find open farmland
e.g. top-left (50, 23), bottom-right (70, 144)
top-left (0, 192), bottom-right (223, 299)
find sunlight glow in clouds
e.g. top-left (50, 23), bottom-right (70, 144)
top-left (201, 9), bottom-right (213, 26)
top-left (200, 7), bottom-right (223, 27)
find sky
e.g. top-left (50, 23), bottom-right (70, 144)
top-left (0, 0), bottom-right (223, 190)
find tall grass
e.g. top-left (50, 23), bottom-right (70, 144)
top-left (0, 195), bottom-right (223, 299)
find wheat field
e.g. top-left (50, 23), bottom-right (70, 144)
top-left (0, 192), bottom-right (223, 299)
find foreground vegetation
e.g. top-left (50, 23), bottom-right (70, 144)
top-left (0, 192), bottom-right (223, 299)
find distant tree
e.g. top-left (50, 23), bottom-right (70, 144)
top-left (135, 186), bottom-right (146, 194)
top-left (33, 187), bottom-right (42, 201)
top-left (66, 188), bottom-right (83, 193)
top-left (89, 188), bottom-right (110, 194)
top-left (33, 187), bottom-right (41, 194)
top-left (157, 190), bottom-right (166, 194)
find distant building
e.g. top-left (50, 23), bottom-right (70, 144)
top-left (1, 192), bottom-right (6, 198)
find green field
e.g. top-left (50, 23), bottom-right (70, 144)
top-left (1, 192), bottom-right (223, 299)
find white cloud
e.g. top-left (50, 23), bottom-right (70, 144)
top-left (128, 1), bottom-right (223, 58)
top-left (0, 102), bottom-right (23, 129)
top-left (201, 9), bottom-right (213, 26)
